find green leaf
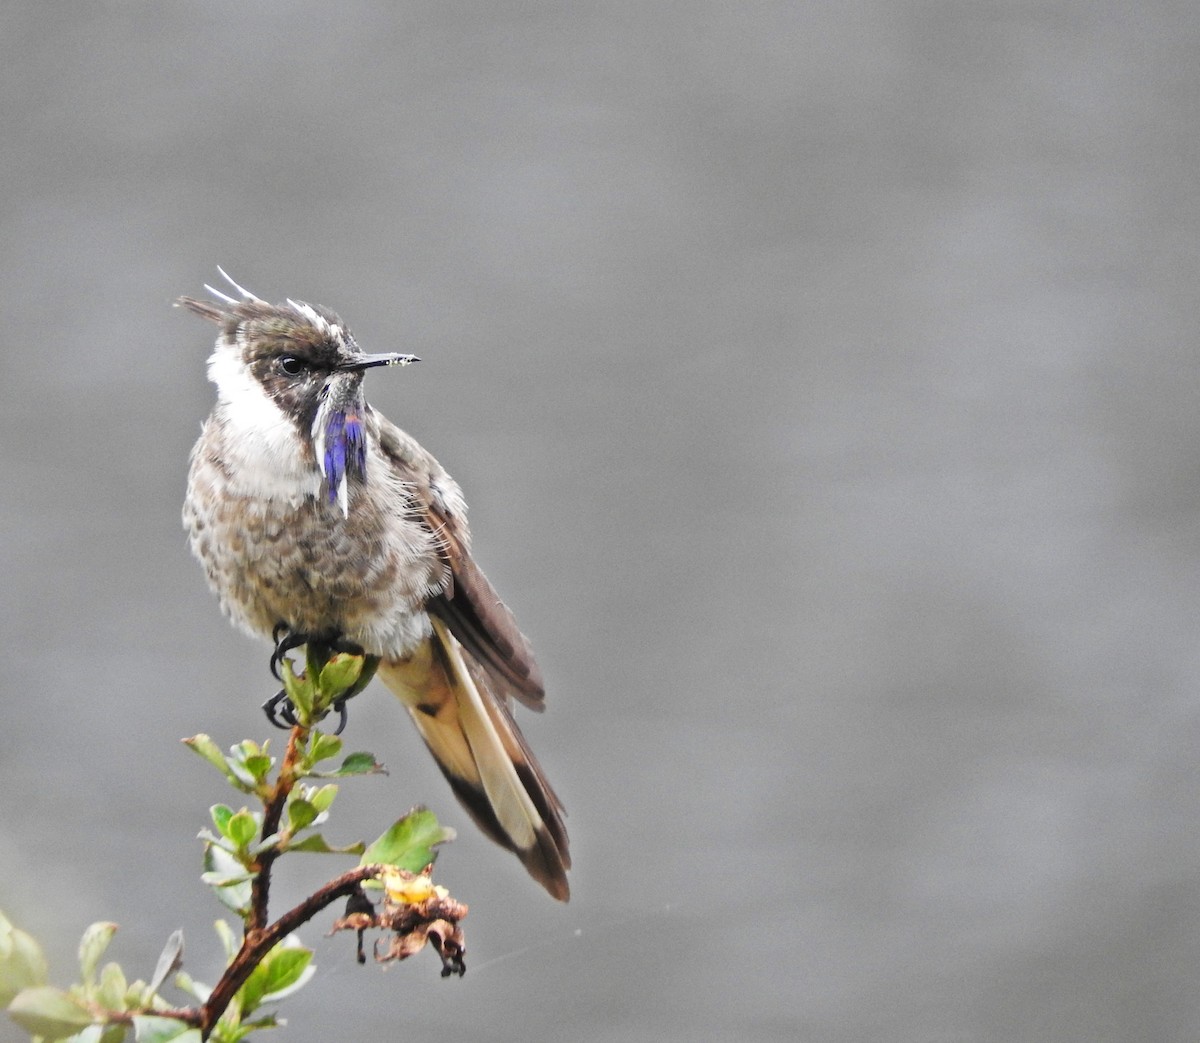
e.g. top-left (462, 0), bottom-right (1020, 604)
top-left (257, 947), bottom-right (314, 1004)
top-left (182, 736), bottom-right (247, 791)
top-left (225, 741), bottom-right (273, 790)
top-left (280, 659), bottom-right (313, 719)
top-left (201, 848), bottom-right (253, 915)
top-left (224, 810), bottom-right (259, 852)
top-left (78, 922), bottom-right (118, 988)
top-left (242, 755), bottom-right (272, 783)
top-left (54, 1024), bottom-right (118, 1043)
top-left (96, 960), bottom-right (129, 1011)
top-left (284, 834), bottom-right (364, 855)
top-left (247, 833), bottom-right (282, 858)
top-left (315, 751), bottom-right (385, 778)
top-left (132, 1015), bottom-right (203, 1042)
top-left (7, 985), bottom-right (94, 1039)
top-left (317, 653), bottom-right (364, 696)
top-left (60, 1025), bottom-right (120, 1043)
top-left (146, 931), bottom-right (184, 998)
top-left (182, 734), bottom-right (226, 771)
top-left (98, 1021), bottom-right (132, 1043)
top-left (360, 807), bottom-right (453, 873)
top-left (308, 784), bottom-right (337, 814)
top-left (0, 915), bottom-right (47, 1006)
top-left (306, 732), bottom-right (342, 765)
top-left (194, 830), bottom-right (235, 855)
top-left (237, 941), bottom-right (312, 1013)
top-left (170, 970), bottom-right (210, 1004)
top-left (286, 799), bottom-right (317, 833)
top-left (210, 805), bottom-right (234, 837)
top-left (236, 1012), bottom-right (281, 1036)
top-left (199, 867), bottom-right (255, 888)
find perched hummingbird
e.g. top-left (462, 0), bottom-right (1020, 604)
top-left (179, 271), bottom-right (569, 900)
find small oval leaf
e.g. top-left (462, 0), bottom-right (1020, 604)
top-left (78, 922), bottom-right (118, 987)
top-left (147, 930), bottom-right (184, 997)
top-left (182, 735), bottom-right (235, 780)
top-left (361, 807), bottom-right (453, 872)
top-left (307, 732), bottom-right (342, 765)
top-left (334, 752), bottom-right (385, 777)
top-left (132, 1014), bottom-right (204, 1042)
top-left (97, 960), bottom-right (128, 1010)
top-left (287, 799), bottom-right (317, 833)
top-left (285, 833), bottom-right (365, 855)
top-left (0, 921), bottom-right (48, 1006)
top-left (209, 805), bottom-right (234, 837)
top-left (225, 810), bottom-right (260, 851)
top-left (7, 985), bottom-right (95, 1039)
top-left (317, 653), bottom-right (364, 697)
top-left (308, 784), bottom-right (338, 814)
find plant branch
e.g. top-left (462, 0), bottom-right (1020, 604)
top-left (248, 726), bottom-right (304, 933)
top-left (3, 648), bottom-right (464, 1043)
top-left (199, 864), bottom-right (384, 1039)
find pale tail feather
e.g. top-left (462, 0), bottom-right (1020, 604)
top-left (377, 618), bottom-right (570, 900)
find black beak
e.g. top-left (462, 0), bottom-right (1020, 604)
top-left (337, 352), bottom-right (420, 372)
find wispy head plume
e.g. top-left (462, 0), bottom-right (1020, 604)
top-left (202, 267), bottom-right (265, 306)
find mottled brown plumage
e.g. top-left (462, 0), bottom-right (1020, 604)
top-left (180, 276), bottom-right (569, 899)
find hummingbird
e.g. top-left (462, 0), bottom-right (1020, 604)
top-left (179, 270), bottom-right (569, 900)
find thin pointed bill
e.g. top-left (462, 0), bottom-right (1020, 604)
top-left (338, 352), bottom-right (420, 372)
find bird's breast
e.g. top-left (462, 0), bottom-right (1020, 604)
top-left (185, 430), bottom-right (445, 658)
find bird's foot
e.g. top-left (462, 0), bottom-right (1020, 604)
top-left (265, 626), bottom-right (365, 733)
top-left (269, 626), bottom-right (365, 680)
top-left (263, 689), bottom-right (350, 735)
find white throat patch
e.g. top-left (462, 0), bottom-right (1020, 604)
top-left (207, 345), bottom-right (322, 503)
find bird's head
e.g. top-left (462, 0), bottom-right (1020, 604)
top-left (179, 269), bottom-right (418, 513)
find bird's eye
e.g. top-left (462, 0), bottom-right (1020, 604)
top-left (278, 355), bottom-right (305, 377)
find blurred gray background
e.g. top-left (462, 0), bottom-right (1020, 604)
top-left (1, 3), bottom-right (1198, 1041)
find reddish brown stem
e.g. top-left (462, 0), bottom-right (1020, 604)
top-left (248, 727), bottom-right (303, 932)
top-left (199, 864), bottom-right (384, 1038)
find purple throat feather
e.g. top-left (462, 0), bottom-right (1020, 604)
top-left (322, 407), bottom-right (368, 503)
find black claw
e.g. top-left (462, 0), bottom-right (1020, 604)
top-left (270, 628), bottom-right (309, 682)
top-left (263, 689), bottom-right (298, 730)
top-left (262, 690), bottom-right (350, 734)
top-left (332, 697), bottom-right (350, 736)
top-left (265, 629), bottom-right (361, 733)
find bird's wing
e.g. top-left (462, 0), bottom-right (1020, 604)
top-left (378, 618), bottom-right (569, 900)
top-left (374, 415), bottom-right (546, 709)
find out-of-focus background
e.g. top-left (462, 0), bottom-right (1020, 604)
top-left (2, 4), bottom-right (1198, 1040)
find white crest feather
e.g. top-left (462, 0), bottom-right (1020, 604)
top-left (286, 298), bottom-right (343, 342)
top-left (203, 283), bottom-right (238, 305)
top-left (206, 267), bottom-right (265, 304)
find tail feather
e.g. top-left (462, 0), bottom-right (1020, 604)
top-left (377, 618), bottom-right (570, 900)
